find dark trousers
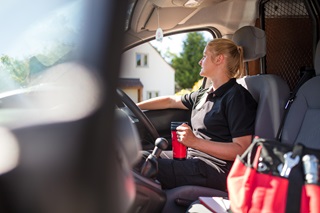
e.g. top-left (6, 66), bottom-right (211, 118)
top-left (138, 150), bottom-right (229, 191)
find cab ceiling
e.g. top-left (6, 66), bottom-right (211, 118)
top-left (125, 0), bottom-right (260, 49)
top-left (131, 0), bottom-right (226, 33)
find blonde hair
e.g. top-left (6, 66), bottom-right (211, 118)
top-left (206, 38), bottom-right (244, 78)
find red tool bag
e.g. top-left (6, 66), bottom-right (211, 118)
top-left (227, 138), bottom-right (320, 213)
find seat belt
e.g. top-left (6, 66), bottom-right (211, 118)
top-left (276, 67), bottom-right (315, 140)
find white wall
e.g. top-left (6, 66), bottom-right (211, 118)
top-left (120, 42), bottom-right (175, 101)
top-left (123, 88), bottom-right (139, 103)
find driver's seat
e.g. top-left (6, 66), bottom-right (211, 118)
top-left (162, 26), bottom-right (290, 213)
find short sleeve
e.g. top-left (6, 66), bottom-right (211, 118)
top-left (181, 90), bottom-right (201, 110)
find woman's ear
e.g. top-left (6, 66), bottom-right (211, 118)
top-left (215, 54), bottom-right (224, 64)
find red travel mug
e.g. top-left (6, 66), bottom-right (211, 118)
top-left (171, 121), bottom-right (188, 160)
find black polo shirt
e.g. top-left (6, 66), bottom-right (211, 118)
top-left (182, 78), bottom-right (257, 142)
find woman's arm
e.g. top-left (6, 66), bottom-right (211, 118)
top-left (191, 135), bottom-right (252, 160)
top-left (176, 123), bottom-right (252, 161)
top-left (137, 95), bottom-right (188, 110)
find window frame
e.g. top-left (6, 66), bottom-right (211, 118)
top-left (136, 52), bottom-right (148, 67)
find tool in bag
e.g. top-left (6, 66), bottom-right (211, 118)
top-left (227, 137), bottom-right (320, 213)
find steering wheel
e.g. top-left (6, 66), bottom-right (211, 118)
top-left (116, 88), bottom-right (160, 142)
top-left (117, 89), bottom-right (168, 178)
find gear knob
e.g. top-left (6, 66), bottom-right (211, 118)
top-left (152, 137), bottom-right (168, 158)
top-left (155, 137), bottom-right (168, 150)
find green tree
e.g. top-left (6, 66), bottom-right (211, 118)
top-left (171, 32), bottom-right (207, 90)
top-left (0, 55), bottom-right (30, 85)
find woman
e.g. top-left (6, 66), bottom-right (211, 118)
top-left (137, 38), bottom-right (257, 191)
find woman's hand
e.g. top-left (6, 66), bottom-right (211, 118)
top-left (176, 123), bottom-right (198, 147)
top-left (176, 123), bottom-right (253, 161)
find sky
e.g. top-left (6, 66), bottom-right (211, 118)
top-left (150, 31), bottom-right (212, 63)
top-left (151, 33), bottom-right (187, 56)
top-left (0, 0), bottom-right (82, 59)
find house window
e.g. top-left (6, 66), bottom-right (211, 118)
top-left (147, 91), bottom-right (159, 99)
top-left (136, 53), bottom-right (148, 67)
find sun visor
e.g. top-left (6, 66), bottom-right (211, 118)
top-left (132, 1), bottom-right (196, 33)
top-left (144, 7), bottom-right (196, 31)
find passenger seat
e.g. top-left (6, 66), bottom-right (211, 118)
top-left (280, 40), bottom-right (320, 149)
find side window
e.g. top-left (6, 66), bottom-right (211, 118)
top-left (136, 53), bottom-right (148, 67)
top-left (147, 91), bottom-right (159, 99)
top-left (136, 53), bottom-right (142, 66)
top-left (144, 54), bottom-right (148, 66)
top-left (120, 31), bottom-right (213, 103)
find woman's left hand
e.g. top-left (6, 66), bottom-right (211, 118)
top-left (176, 123), bottom-right (197, 147)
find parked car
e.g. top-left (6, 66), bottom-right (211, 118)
top-left (0, 0), bottom-right (319, 213)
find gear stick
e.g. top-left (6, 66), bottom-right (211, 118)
top-left (141, 137), bottom-right (168, 178)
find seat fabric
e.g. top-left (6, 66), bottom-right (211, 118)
top-left (232, 25), bottom-right (266, 62)
top-left (237, 74), bottom-right (289, 139)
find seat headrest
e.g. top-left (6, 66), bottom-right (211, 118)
top-left (232, 26), bottom-right (266, 62)
top-left (314, 40), bottom-right (320, 76)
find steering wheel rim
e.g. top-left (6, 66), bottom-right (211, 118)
top-left (116, 88), bottom-right (160, 142)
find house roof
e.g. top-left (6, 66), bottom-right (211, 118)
top-left (118, 78), bottom-right (143, 88)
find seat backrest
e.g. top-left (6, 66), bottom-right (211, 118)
top-left (232, 26), bottom-right (290, 139)
top-left (281, 41), bottom-right (320, 149)
top-left (237, 74), bottom-right (290, 139)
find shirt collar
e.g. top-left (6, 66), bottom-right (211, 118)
top-left (207, 78), bottom-right (236, 97)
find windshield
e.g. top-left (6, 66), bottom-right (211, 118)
top-left (0, 0), bottom-right (85, 92)
top-left (0, 0), bottom-right (101, 128)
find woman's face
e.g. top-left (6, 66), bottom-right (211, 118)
top-left (198, 46), bottom-right (216, 78)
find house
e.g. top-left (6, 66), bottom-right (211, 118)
top-left (119, 42), bottom-right (175, 103)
